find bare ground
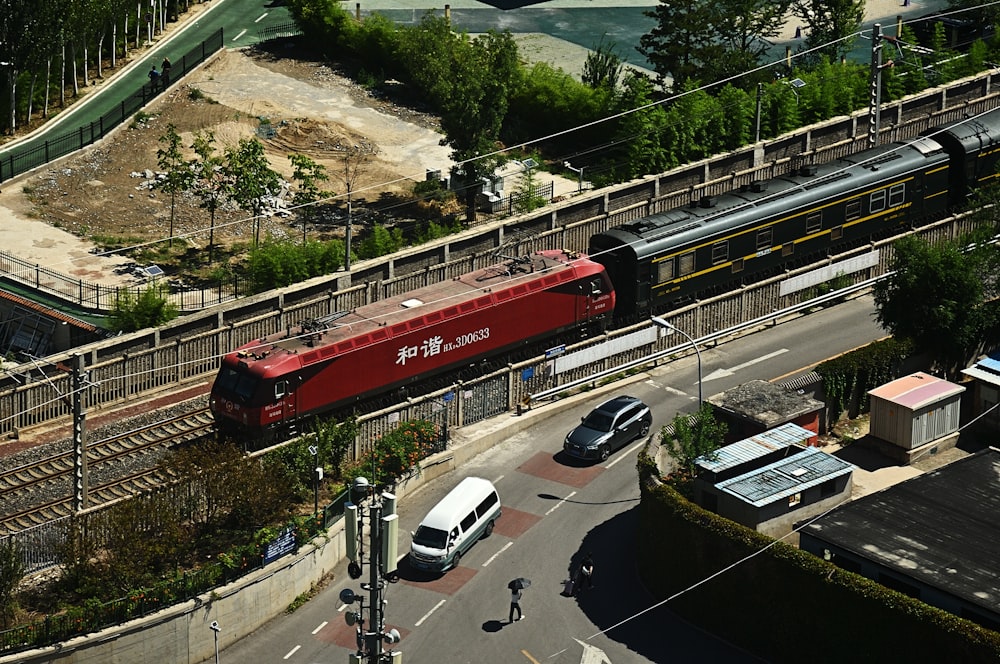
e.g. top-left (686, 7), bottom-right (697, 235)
top-left (8, 44), bottom-right (453, 257)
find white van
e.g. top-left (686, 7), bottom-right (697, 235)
top-left (409, 477), bottom-right (501, 572)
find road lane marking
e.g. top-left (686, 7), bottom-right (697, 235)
top-left (283, 644), bottom-right (301, 659)
top-left (606, 443), bottom-right (642, 469)
top-left (703, 348), bottom-right (789, 381)
top-left (231, 29), bottom-right (247, 41)
top-left (337, 603), bottom-right (347, 612)
top-left (255, 13), bottom-right (268, 22)
top-left (494, 474), bottom-right (506, 483)
top-left (482, 541), bottom-right (513, 567)
top-left (545, 491), bottom-right (577, 515)
top-left (414, 599), bottom-right (446, 627)
top-left (311, 621), bottom-right (327, 635)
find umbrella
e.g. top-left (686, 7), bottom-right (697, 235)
top-left (508, 577), bottom-right (532, 590)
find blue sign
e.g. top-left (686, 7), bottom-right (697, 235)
top-left (521, 367), bottom-right (535, 381)
top-left (545, 345), bottom-right (566, 358)
top-left (263, 526), bottom-right (296, 565)
top-left (443, 391), bottom-right (455, 402)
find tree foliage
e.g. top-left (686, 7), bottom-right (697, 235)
top-left (155, 123), bottom-right (195, 248)
top-left (190, 130), bottom-right (226, 263)
top-left (793, 0), bottom-right (866, 63)
top-left (245, 238), bottom-right (344, 293)
top-left (0, 538), bottom-right (25, 628)
top-left (224, 137), bottom-right (282, 247)
top-left (108, 283), bottom-right (178, 332)
top-left (873, 231), bottom-right (1000, 379)
top-left (663, 403), bottom-right (728, 477)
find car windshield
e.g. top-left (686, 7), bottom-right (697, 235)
top-left (582, 411), bottom-right (615, 432)
top-left (412, 525), bottom-right (448, 549)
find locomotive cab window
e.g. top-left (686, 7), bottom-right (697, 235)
top-left (274, 380), bottom-right (289, 399)
top-left (806, 212), bottom-right (822, 234)
top-left (657, 258), bottom-right (675, 282)
top-left (870, 189), bottom-right (887, 213)
top-left (588, 278), bottom-right (604, 296)
top-left (711, 241), bottom-right (728, 265)
top-left (845, 199), bottom-right (861, 221)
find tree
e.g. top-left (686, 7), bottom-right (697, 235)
top-left (610, 72), bottom-right (671, 179)
top-left (224, 137), bottom-right (282, 248)
top-left (873, 231), bottom-right (1000, 379)
top-left (190, 130), bottom-right (226, 263)
top-left (108, 283), bottom-right (178, 332)
top-left (639, 0), bottom-right (790, 92)
top-left (288, 152), bottom-right (331, 245)
top-left (332, 143), bottom-right (376, 270)
top-left (156, 123), bottom-right (195, 248)
top-left (582, 37), bottom-right (625, 92)
top-left (662, 403), bottom-right (727, 477)
top-left (0, 538), bottom-right (25, 628)
top-left (792, 0), bottom-right (865, 63)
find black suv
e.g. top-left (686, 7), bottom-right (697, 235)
top-left (563, 395), bottom-right (653, 461)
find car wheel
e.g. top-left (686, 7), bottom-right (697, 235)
top-left (599, 444), bottom-right (610, 461)
top-left (639, 419), bottom-right (651, 437)
top-left (451, 550), bottom-right (462, 569)
top-left (483, 519), bottom-right (495, 538)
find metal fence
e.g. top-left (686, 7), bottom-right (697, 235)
top-left (0, 29), bottom-right (224, 185)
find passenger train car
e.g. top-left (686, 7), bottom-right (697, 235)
top-left (210, 250), bottom-right (614, 438)
top-left (589, 107), bottom-right (1000, 321)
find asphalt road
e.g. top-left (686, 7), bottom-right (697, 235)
top-left (216, 294), bottom-right (885, 664)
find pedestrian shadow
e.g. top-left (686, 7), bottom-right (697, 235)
top-left (482, 619), bottom-right (505, 632)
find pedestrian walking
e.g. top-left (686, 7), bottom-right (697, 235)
top-left (160, 57), bottom-right (172, 86)
top-left (509, 587), bottom-right (523, 622)
top-left (148, 66), bottom-right (160, 91)
top-left (507, 577), bottom-right (530, 622)
top-left (575, 553), bottom-right (594, 593)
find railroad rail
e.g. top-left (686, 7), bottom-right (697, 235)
top-left (0, 409), bottom-right (214, 533)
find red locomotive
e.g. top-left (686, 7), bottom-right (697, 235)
top-left (210, 250), bottom-right (615, 438)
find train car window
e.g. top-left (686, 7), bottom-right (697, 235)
top-left (274, 380), bottom-right (288, 399)
top-left (888, 183), bottom-right (905, 207)
top-left (732, 258), bottom-right (744, 273)
top-left (845, 199), bottom-right (861, 221)
top-left (657, 258), bottom-right (675, 282)
top-left (711, 241), bottom-right (728, 265)
top-left (756, 228), bottom-right (772, 251)
top-left (589, 279), bottom-right (603, 296)
top-left (679, 252), bottom-right (695, 276)
top-left (782, 244), bottom-right (794, 257)
top-left (870, 189), bottom-right (886, 213)
top-left (831, 226), bottom-right (843, 241)
top-left (806, 212), bottom-right (822, 233)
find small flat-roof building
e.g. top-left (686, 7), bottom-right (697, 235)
top-left (707, 379), bottom-right (825, 445)
top-left (698, 445), bottom-right (854, 538)
top-left (799, 448), bottom-right (1000, 631)
top-left (867, 372), bottom-right (964, 463)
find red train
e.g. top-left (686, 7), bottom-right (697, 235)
top-left (209, 250), bottom-right (615, 438)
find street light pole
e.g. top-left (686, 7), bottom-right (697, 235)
top-left (563, 161), bottom-right (584, 192)
top-left (651, 317), bottom-right (703, 406)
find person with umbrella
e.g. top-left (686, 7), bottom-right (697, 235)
top-left (508, 578), bottom-right (530, 622)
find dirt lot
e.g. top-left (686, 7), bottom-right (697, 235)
top-left (2, 45), bottom-right (455, 268)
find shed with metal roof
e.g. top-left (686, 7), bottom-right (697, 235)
top-left (698, 446), bottom-right (854, 538)
top-left (868, 372), bottom-right (964, 450)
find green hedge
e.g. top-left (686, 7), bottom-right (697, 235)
top-left (636, 454), bottom-right (1000, 662)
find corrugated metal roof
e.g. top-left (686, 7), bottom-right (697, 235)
top-left (696, 422), bottom-right (813, 473)
top-left (962, 365), bottom-right (1000, 387)
top-left (869, 372), bottom-right (964, 410)
top-left (715, 447), bottom-right (855, 507)
top-left (977, 355), bottom-right (1000, 373)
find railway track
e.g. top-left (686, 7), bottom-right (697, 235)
top-left (0, 408), bottom-right (215, 533)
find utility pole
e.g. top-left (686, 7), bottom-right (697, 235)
top-left (71, 353), bottom-right (89, 512)
top-left (342, 477), bottom-right (402, 663)
top-left (868, 23), bottom-right (895, 147)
